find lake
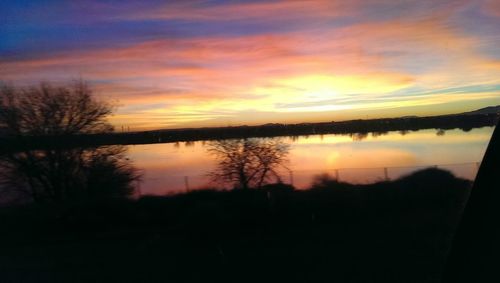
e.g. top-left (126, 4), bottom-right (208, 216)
top-left (126, 127), bottom-right (494, 195)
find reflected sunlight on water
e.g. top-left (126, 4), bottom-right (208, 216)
top-left (127, 127), bottom-right (494, 195)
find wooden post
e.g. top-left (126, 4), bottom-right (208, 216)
top-left (335, 169), bottom-right (340, 182)
top-left (135, 180), bottom-right (142, 198)
top-left (384, 167), bottom-right (389, 181)
top-left (184, 176), bottom-right (190, 192)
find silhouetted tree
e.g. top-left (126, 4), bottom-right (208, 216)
top-left (0, 81), bottom-right (113, 136)
top-left (0, 146), bottom-right (140, 203)
top-left (0, 81), bottom-right (140, 203)
top-left (207, 138), bottom-right (290, 189)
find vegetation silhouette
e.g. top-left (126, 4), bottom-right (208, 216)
top-left (1, 109), bottom-right (497, 151)
top-left (207, 138), bottom-right (290, 189)
top-left (0, 81), bottom-right (140, 203)
top-left (0, 80), bottom-right (486, 281)
top-left (0, 81), bottom-right (113, 136)
top-left (0, 168), bottom-right (471, 282)
top-left (0, 146), bottom-right (140, 203)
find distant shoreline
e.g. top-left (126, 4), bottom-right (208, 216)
top-left (0, 112), bottom-right (498, 152)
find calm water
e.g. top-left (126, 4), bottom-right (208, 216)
top-left (127, 127), bottom-right (494, 195)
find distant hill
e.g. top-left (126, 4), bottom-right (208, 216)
top-left (460, 105), bottom-right (500, 115)
top-left (1, 105), bottom-right (499, 150)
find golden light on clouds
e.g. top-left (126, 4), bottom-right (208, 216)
top-left (2, 0), bottom-right (500, 129)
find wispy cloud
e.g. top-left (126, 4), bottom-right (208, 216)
top-left (1, 0), bottom-right (499, 129)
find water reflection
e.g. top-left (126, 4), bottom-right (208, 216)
top-left (3, 128), bottom-right (483, 198)
top-left (207, 138), bottom-right (290, 189)
top-left (127, 127), bottom-right (494, 195)
top-left (0, 146), bottom-right (140, 203)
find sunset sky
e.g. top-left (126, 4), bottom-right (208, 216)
top-left (1, 0), bottom-right (500, 130)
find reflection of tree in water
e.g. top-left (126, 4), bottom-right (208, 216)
top-left (207, 138), bottom-right (290, 189)
top-left (0, 146), bottom-right (140, 203)
top-left (350, 132), bottom-right (369, 141)
top-left (372, 131), bottom-right (389, 138)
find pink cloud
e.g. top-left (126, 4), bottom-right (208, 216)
top-left (2, 0), bottom-right (499, 129)
top-left (126, 0), bottom-right (357, 22)
top-left (482, 0), bottom-right (500, 17)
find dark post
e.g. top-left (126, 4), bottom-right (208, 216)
top-left (184, 176), bottom-right (190, 192)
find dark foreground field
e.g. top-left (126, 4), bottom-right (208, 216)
top-left (0, 168), bottom-right (471, 282)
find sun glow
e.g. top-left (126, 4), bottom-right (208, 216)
top-left (243, 74), bottom-right (415, 113)
top-left (278, 74), bottom-right (414, 96)
top-left (2, 0), bottom-right (500, 129)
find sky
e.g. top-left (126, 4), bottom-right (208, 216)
top-left (1, 0), bottom-right (500, 130)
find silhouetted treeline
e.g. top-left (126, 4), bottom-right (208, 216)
top-left (0, 113), bottom-right (498, 152)
top-left (0, 168), bottom-right (470, 282)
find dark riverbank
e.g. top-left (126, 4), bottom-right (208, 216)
top-left (0, 112), bottom-right (498, 152)
top-left (0, 168), bottom-right (470, 282)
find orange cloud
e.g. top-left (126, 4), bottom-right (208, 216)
top-left (2, 1), bottom-right (500, 130)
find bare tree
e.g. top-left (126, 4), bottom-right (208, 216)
top-left (0, 81), bottom-right (139, 203)
top-left (207, 138), bottom-right (290, 189)
top-left (0, 80), bottom-right (113, 136)
top-left (0, 146), bottom-right (140, 203)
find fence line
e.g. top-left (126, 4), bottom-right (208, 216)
top-left (141, 162), bottom-right (481, 194)
top-left (286, 161), bottom-right (481, 172)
